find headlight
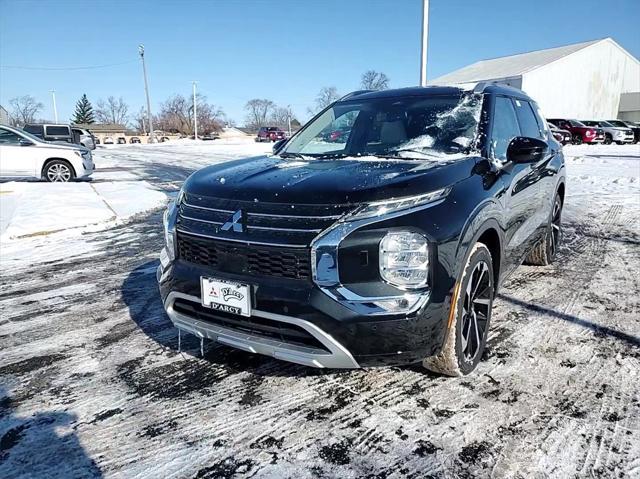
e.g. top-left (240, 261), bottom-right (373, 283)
top-left (379, 231), bottom-right (429, 288)
top-left (345, 188), bottom-right (449, 221)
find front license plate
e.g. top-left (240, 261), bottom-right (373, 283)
top-left (201, 277), bottom-right (251, 317)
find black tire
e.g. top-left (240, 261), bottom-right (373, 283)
top-left (615, 141), bottom-right (624, 145)
top-left (572, 134), bottom-right (582, 145)
top-left (43, 160), bottom-right (75, 183)
top-left (604, 134), bottom-right (612, 145)
top-left (423, 243), bottom-right (494, 376)
top-left (525, 193), bottom-right (562, 266)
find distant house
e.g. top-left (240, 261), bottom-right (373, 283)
top-left (0, 105), bottom-right (9, 125)
top-left (72, 123), bottom-right (128, 137)
top-left (431, 38), bottom-right (640, 121)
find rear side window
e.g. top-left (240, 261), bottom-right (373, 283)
top-left (46, 126), bottom-right (71, 136)
top-left (490, 96), bottom-right (521, 162)
top-left (513, 99), bottom-right (543, 139)
top-left (23, 124), bottom-right (44, 137)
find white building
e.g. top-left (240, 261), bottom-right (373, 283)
top-left (431, 38), bottom-right (640, 121)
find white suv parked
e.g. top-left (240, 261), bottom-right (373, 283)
top-left (0, 125), bottom-right (94, 182)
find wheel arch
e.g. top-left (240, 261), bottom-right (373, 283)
top-left (454, 207), bottom-right (504, 294)
top-left (41, 157), bottom-right (77, 179)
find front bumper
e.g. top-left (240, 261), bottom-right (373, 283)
top-left (157, 252), bottom-right (449, 368)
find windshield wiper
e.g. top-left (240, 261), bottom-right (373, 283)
top-left (279, 152), bottom-right (306, 159)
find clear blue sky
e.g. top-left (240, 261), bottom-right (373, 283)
top-left (1, 0), bottom-right (639, 125)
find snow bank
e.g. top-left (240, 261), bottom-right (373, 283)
top-left (0, 180), bottom-right (166, 240)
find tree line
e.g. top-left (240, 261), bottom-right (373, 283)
top-left (7, 69), bottom-right (392, 132)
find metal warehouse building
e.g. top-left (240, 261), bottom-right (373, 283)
top-left (431, 38), bottom-right (640, 121)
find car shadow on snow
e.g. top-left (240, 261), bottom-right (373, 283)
top-left (121, 260), bottom-right (350, 379)
top-left (0, 386), bottom-right (103, 478)
top-left (498, 294), bottom-right (640, 348)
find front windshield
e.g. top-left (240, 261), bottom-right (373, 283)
top-left (569, 120), bottom-right (586, 127)
top-left (608, 121), bottom-right (627, 127)
top-left (282, 93), bottom-right (482, 159)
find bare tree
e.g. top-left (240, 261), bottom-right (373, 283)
top-left (95, 96), bottom-right (130, 125)
top-left (313, 87), bottom-right (340, 113)
top-left (360, 70), bottom-right (390, 91)
top-left (156, 93), bottom-right (224, 135)
top-left (244, 99), bottom-right (275, 130)
top-left (133, 107), bottom-right (148, 134)
top-left (9, 95), bottom-right (44, 126)
top-left (269, 106), bottom-right (295, 129)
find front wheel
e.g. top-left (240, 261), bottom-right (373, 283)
top-left (43, 160), bottom-right (75, 182)
top-left (423, 243), bottom-right (494, 376)
top-left (525, 193), bottom-right (562, 266)
top-left (572, 134), bottom-right (582, 145)
top-left (604, 134), bottom-right (612, 145)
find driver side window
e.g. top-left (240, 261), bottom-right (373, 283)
top-left (490, 97), bottom-right (521, 162)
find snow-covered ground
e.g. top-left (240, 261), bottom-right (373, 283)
top-left (0, 141), bottom-right (638, 478)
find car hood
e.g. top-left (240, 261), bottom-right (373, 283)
top-left (37, 141), bottom-right (88, 152)
top-left (182, 154), bottom-right (478, 205)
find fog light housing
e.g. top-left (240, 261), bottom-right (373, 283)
top-left (379, 231), bottom-right (429, 289)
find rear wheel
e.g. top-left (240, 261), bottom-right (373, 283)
top-left (43, 160), bottom-right (75, 182)
top-left (423, 243), bottom-right (494, 376)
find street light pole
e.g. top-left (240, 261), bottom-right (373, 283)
top-left (192, 81), bottom-right (198, 139)
top-left (50, 90), bottom-right (58, 123)
top-left (287, 105), bottom-right (292, 137)
top-left (138, 44), bottom-right (155, 143)
top-left (420, 0), bottom-right (429, 87)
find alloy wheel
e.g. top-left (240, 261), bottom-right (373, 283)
top-left (460, 261), bottom-right (492, 362)
top-left (47, 164), bottom-right (71, 182)
top-left (550, 198), bottom-right (562, 258)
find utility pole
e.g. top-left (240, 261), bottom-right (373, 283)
top-left (420, 0), bottom-right (429, 87)
top-left (287, 105), bottom-right (292, 137)
top-left (50, 90), bottom-right (58, 123)
top-left (192, 81), bottom-right (198, 139)
top-left (138, 44), bottom-right (155, 143)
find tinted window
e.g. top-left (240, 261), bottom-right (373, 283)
top-left (46, 126), bottom-right (71, 136)
top-left (23, 124), bottom-right (44, 137)
top-left (490, 96), bottom-right (521, 162)
top-left (513, 99), bottom-right (542, 139)
top-left (0, 128), bottom-right (23, 145)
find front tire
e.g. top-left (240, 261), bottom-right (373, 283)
top-left (572, 134), bottom-right (582, 145)
top-left (43, 160), bottom-right (75, 182)
top-left (423, 243), bottom-right (494, 376)
top-left (525, 193), bottom-right (562, 266)
top-left (604, 134), bottom-right (612, 145)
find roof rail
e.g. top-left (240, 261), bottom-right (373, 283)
top-left (473, 82), bottom-right (491, 94)
top-left (339, 90), bottom-right (374, 100)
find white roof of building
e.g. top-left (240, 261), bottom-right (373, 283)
top-left (431, 39), bottom-right (603, 84)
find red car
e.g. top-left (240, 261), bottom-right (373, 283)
top-left (256, 127), bottom-right (286, 142)
top-left (547, 119), bottom-right (604, 145)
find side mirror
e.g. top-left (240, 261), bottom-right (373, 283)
top-left (272, 139), bottom-right (286, 153)
top-left (507, 136), bottom-right (548, 164)
top-left (19, 138), bottom-right (34, 146)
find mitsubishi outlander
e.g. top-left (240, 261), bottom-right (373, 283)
top-left (157, 83), bottom-right (565, 376)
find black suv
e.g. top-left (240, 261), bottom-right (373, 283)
top-left (158, 84), bottom-right (565, 376)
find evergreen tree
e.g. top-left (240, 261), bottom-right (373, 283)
top-left (71, 94), bottom-right (95, 124)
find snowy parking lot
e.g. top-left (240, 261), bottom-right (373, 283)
top-left (0, 140), bottom-right (639, 478)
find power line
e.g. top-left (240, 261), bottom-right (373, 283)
top-left (0, 59), bottom-right (138, 71)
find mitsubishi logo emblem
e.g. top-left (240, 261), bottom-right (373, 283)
top-left (221, 209), bottom-right (244, 233)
